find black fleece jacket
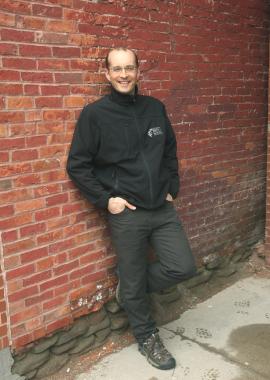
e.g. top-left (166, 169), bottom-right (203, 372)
top-left (66, 86), bottom-right (179, 210)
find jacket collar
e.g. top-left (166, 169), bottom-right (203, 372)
top-left (109, 85), bottom-right (138, 105)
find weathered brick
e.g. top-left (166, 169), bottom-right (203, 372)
top-left (1, 28), bottom-right (34, 42)
top-left (21, 45), bottom-right (51, 61)
top-left (0, 70), bottom-right (20, 82)
top-left (3, 58), bottom-right (36, 70)
top-left (4, 238), bottom-right (35, 256)
top-left (46, 20), bottom-right (76, 33)
top-left (21, 247), bottom-right (48, 264)
top-left (7, 264), bottom-right (36, 282)
top-left (7, 97), bottom-right (33, 109)
top-left (0, 11), bottom-right (15, 26)
top-left (35, 207), bottom-right (61, 221)
top-left (32, 4), bottom-right (63, 18)
top-left (0, 214), bottom-right (32, 231)
top-left (21, 72), bottom-right (53, 83)
top-left (35, 97), bottom-right (63, 108)
top-left (1, 0), bottom-right (31, 15)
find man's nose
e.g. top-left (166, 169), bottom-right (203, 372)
top-left (120, 68), bottom-right (128, 76)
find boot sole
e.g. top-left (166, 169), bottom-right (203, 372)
top-left (138, 346), bottom-right (176, 370)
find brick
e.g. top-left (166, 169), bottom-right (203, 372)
top-left (81, 270), bottom-right (107, 285)
top-left (0, 70), bottom-right (20, 82)
top-left (15, 199), bottom-right (45, 214)
top-left (0, 214), bottom-right (32, 231)
top-left (46, 20), bottom-right (76, 33)
top-left (14, 174), bottom-right (42, 187)
top-left (26, 135), bottom-right (47, 147)
top-left (25, 290), bottom-right (53, 307)
top-left (3, 58), bottom-right (36, 70)
top-left (1, 28), bottom-right (34, 42)
top-left (1, 0), bottom-right (31, 15)
top-left (38, 54), bottom-right (68, 70)
top-left (10, 304), bottom-right (40, 325)
top-left (4, 238), bottom-right (35, 256)
top-left (49, 237), bottom-right (74, 254)
top-left (35, 207), bottom-right (60, 221)
top-left (34, 184), bottom-right (61, 197)
top-left (43, 295), bottom-right (67, 312)
top-left (32, 158), bottom-right (60, 173)
top-left (64, 96), bottom-right (85, 107)
top-left (53, 260), bottom-right (79, 276)
top-left (0, 137), bottom-right (25, 150)
top-left (43, 110), bottom-right (73, 121)
top-left (21, 247), bottom-right (48, 264)
top-left (17, 16), bottom-right (46, 30)
top-left (4, 255), bottom-right (20, 270)
top-left (19, 44), bottom-right (52, 58)
top-left (46, 193), bottom-right (68, 207)
top-left (23, 270), bottom-right (52, 287)
top-left (12, 149), bottom-right (38, 162)
top-left (0, 43), bottom-right (17, 56)
top-left (37, 229), bottom-right (63, 245)
top-left (24, 85), bottom-right (40, 96)
top-left (21, 72), bottom-right (53, 83)
top-left (36, 257), bottom-right (54, 272)
top-left (36, 31), bottom-right (69, 45)
top-left (40, 275), bottom-right (69, 292)
top-left (0, 12), bottom-right (15, 26)
top-left (7, 264), bottom-right (35, 282)
top-left (35, 97), bottom-right (63, 108)
top-left (52, 47), bottom-right (81, 58)
top-left (46, 316), bottom-right (72, 335)
top-left (0, 205), bottom-right (14, 218)
top-left (40, 85), bottom-right (70, 96)
top-left (54, 72), bottom-right (83, 84)
top-left (7, 97), bottom-right (33, 109)
top-left (0, 84), bottom-right (23, 96)
top-left (20, 223), bottom-right (46, 238)
top-left (2, 230), bottom-right (18, 243)
top-left (32, 4), bottom-right (63, 18)
top-left (0, 188), bottom-right (32, 206)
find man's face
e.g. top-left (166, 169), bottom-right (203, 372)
top-left (105, 50), bottom-right (140, 94)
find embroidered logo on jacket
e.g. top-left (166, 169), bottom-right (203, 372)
top-left (147, 127), bottom-right (163, 138)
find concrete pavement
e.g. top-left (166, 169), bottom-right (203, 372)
top-left (75, 276), bottom-right (270, 380)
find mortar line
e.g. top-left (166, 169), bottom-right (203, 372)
top-left (0, 232), bottom-right (12, 346)
top-left (163, 326), bottom-right (269, 380)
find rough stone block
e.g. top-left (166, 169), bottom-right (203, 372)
top-left (31, 335), bottom-right (58, 354)
top-left (50, 338), bottom-right (77, 355)
top-left (56, 317), bottom-right (89, 346)
top-left (68, 335), bottom-right (95, 355)
top-left (85, 315), bottom-right (110, 337)
top-left (12, 351), bottom-right (50, 376)
top-left (105, 299), bottom-right (121, 314)
top-left (35, 354), bottom-right (69, 379)
top-left (182, 270), bottom-right (213, 289)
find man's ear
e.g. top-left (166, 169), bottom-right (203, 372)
top-left (105, 69), bottom-right (111, 82)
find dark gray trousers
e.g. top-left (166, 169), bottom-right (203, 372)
top-left (108, 201), bottom-right (196, 342)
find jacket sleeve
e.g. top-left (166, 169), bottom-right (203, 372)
top-left (163, 105), bottom-right (180, 199)
top-left (66, 106), bottom-right (111, 209)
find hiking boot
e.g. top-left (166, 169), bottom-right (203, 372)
top-left (138, 332), bottom-right (176, 370)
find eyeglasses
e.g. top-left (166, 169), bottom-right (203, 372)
top-left (109, 65), bottom-right (137, 74)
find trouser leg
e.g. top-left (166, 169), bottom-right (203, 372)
top-left (108, 209), bottom-right (156, 342)
top-left (147, 202), bottom-right (196, 292)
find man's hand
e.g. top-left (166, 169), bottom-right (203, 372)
top-left (166, 193), bottom-right (173, 202)
top-left (108, 197), bottom-right (136, 214)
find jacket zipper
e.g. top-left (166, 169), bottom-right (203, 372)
top-left (131, 107), bottom-right (154, 207)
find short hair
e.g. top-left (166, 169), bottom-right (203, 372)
top-left (105, 48), bottom-right (139, 69)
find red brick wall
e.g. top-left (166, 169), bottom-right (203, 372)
top-left (265, 38), bottom-right (270, 261)
top-left (0, 0), bottom-right (269, 350)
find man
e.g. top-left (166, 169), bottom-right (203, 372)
top-left (67, 48), bottom-right (196, 370)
